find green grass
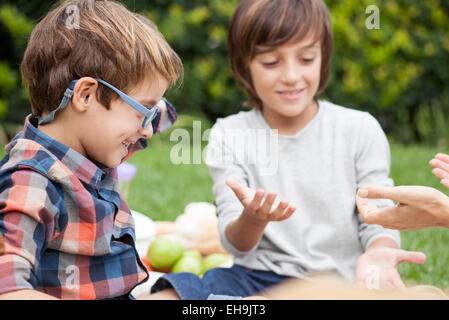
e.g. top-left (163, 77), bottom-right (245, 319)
top-left (2, 120), bottom-right (449, 289)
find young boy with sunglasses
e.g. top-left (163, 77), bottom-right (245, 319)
top-left (0, 0), bottom-right (182, 299)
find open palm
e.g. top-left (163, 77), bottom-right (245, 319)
top-left (226, 177), bottom-right (296, 223)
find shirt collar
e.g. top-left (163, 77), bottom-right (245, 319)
top-left (17, 115), bottom-right (107, 189)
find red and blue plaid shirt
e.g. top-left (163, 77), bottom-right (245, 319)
top-left (0, 101), bottom-right (177, 299)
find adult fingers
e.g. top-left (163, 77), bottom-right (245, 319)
top-left (357, 186), bottom-right (407, 203)
top-left (356, 194), bottom-right (381, 223)
top-left (441, 179), bottom-right (449, 189)
top-left (435, 153), bottom-right (449, 164)
top-left (433, 168), bottom-right (449, 190)
top-left (356, 195), bottom-right (408, 228)
top-left (432, 168), bottom-right (449, 180)
top-left (430, 158), bottom-right (449, 175)
top-left (357, 185), bottom-right (430, 206)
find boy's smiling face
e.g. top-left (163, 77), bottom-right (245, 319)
top-left (248, 35), bottom-right (322, 132)
top-left (73, 75), bottom-right (168, 168)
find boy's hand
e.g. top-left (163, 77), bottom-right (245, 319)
top-left (356, 185), bottom-right (449, 230)
top-left (430, 153), bottom-right (449, 189)
top-left (355, 247), bottom-right (426, 289)
top-left (226, 177), bottom-right (296, 223)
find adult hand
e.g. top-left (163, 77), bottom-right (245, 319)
top-left (226, 177), bottom-right (296, 223)
top-left (355, 247), bottom-right (426, 289)
top-left (356, 185), bottom-right (449, 230)
top-left (430, 153), bottom-right (449, 189)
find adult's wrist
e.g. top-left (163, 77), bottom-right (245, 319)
top-left (438, 194), bottom-right (449, 229)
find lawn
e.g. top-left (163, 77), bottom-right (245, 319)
top-left (1, 116), bottom-right (449, 289)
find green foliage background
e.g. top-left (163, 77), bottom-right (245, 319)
top-left (0, 0), bottom-right (448, 146)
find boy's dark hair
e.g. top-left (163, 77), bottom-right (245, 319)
top-left (21, 0), bottom-right (183, 117)
top-left (228, 0), bottom-right (333, 108)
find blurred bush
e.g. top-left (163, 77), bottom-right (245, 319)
top-left (325, 0), bottom-right (449, 146)
top-left (0, 4), bottom-right (33, 141)
top-left (0, 0), bottom-right (448, 146)
top-left (140, 0), bottom-right (247, 123)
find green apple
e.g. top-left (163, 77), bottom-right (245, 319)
top-left (147, 237), bottom-right (183, 270)
top-left (202, 253), bottom-right (232, 274)
top-left (183, 249), bottom-right (202, 260)
top-left (171, 255), bottom-right (203, 275)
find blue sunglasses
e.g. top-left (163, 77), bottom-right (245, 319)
top-left (37, 78), bottom-right (162, 133)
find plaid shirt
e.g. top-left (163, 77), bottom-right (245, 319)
top-left (0, 101), bottom-right (177, 299)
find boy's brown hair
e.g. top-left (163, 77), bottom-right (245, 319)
top-left (21, 0), bottom-right (183, 117)
top-left (228, 0), bottom-right (333, 108)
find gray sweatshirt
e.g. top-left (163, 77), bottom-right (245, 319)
top-left (204, 99), bottom-right (400, 282)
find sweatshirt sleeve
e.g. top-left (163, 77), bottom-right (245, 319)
top-left (204, 120), bottom-right (257, 257)
top-left (355, 113), bottom-right (401, 250)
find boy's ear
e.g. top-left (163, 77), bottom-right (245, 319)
top-left (71, 77), bottom-right (99, 112)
